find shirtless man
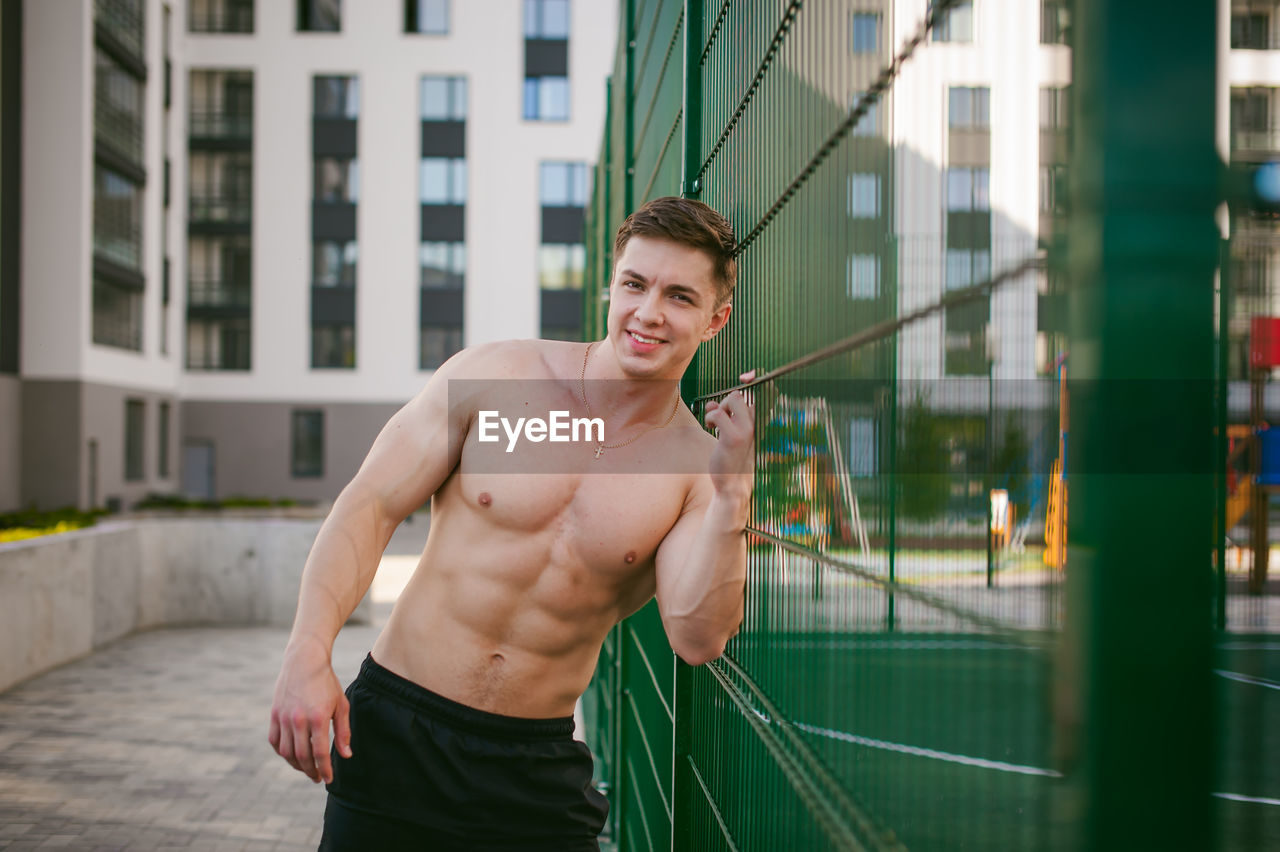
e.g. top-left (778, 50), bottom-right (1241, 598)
top-left (268, 197), bottom-right (753, 851)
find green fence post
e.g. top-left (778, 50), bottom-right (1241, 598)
top-left (1216, 237), bottom-right (1230, 633)
top-left (671, 4), bottom-right (703, 849)
top-left (1069, 2), bottom-right (1217, 848)
top-left (615, 5), bottom-right (637, 848)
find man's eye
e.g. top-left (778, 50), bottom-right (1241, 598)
top-left (624, 280), bottom-right (642, 289)
top-left (672, 294), bottom-right (692, 303)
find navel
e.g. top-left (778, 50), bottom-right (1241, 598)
top-left (478, 491), bottom-right (492, 507)
top-left (624, 550), bottom-right (637, 564)
top-left (490, 652), bottom-right (505, 664)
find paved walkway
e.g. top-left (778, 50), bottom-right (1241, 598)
top-left (0, 518), bottom-right (434, 851)
top-left (0, 624), bottom-right (379, 851)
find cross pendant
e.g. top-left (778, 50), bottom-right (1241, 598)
top-left (594, 444), bottom-right (605, 459)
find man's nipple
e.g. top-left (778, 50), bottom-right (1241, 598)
top-left (624, 551), bottom-right (636, 564)
top-left (478, 492), bottom-right (492, 507)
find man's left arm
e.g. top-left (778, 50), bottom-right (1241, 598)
top-left (654, 383), bottom-right (755, 666)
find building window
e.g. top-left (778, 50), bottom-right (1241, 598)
top-left (93, 279), bottom-right (144, 350)
top-left (932, 1), bottom-right (973, 43)
top-left (95, 50), bottom-right (144, 164)
top-left (314, 76), bottom-right (359, 118)
top-left (158, 402), bottom-right (171, 478)
top-left (189, 0), bottom-right (254, 33)
top-left (949, 86), bottom-right (990, 129)
top-left (189, 151), bottom-right (253, 222)
top-left (946, 167), bottom-right (990, 212)
top-left (524, 0), bottom-right (569, 37)
top-left (847, 254), bottom-right (880, 300)
top-left (420, 326), bottom-right (464, 370)
top-left (420, 157), bottom-right (467, 204)
top-left (186, 318), bottom-right (251, 370)
top-left (1040, 86), bottom-right (1070, 129)
top-left (1041, 0), bottom-right (1069, 45)
top-left (125, 399), bottom-right (146, 482)
top-left (313, 157), bottom-right (359, 202)
top-left (291, 410), bottom-right (324, 477)
top-left (1233, 12), bottom-right (1272, 50)
top-left (94, 166), bottom-right (143, 269)
top-left (524, 0), bottom-right (570, 121)
top-left (420, 76), bottom-right (467, 120)
top-left (523, 77), bottom-right (570, 121)
top-left (945, 249), bottom-right (992, 291)
top-left (539, 244), bottom-right (585, 290)
top-left (847, 173), bottom-right (880, 218)
top-left (851, 91), bottom-right (880, 136)
top-left (540, 162), bottom-right (588, 207)
top-left (313, 240), bottom-right (358, 286)
top-left (405, 0), bottom-right (448, 34)
top-left (97, 0), bottom-right (145, 59)
top-left (849, 418), bottom-right (877, 477)
top-left (298, 0), bottom-right (340, 32)
top-left (312, 324), bottom-right (355, 368)
top-left (1039, 164), bottom-right (1068, 215)
top-left (851, 13), bottom-right (880, 53)
top-left (420, 241), bottom-right (465, 289)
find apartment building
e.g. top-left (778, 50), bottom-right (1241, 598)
top-left (2, 0), bottom-right (615, 511)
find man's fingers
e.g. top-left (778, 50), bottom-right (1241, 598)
top-left (268, 714), bottom-right (281, 752)
top-left (335, 694), bottom-right (353, 759)
top-left (311, 718), bottom-right (333, 785)
top-left (292, 714), bottom-right (320, 783)
top-left (276, 718), bottom-right (303, 773)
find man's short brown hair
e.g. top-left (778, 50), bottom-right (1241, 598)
top-left (613, 197), bottom-right (737, 306)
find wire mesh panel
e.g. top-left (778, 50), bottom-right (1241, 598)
top-left (583, 0), bottom-right (1228, 849)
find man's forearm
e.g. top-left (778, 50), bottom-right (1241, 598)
top-left (287, 484), bottom-right (397, 655)
top-left (664, 491), bottom-right (750, 663)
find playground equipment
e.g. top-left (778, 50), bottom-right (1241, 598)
top-left (1044, 358), bottom-right (1069, 569)
top-left (1226, 317), bottom-right (1280, 594)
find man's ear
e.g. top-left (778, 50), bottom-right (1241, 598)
top-left (702, 301), bottom-right (732, 341)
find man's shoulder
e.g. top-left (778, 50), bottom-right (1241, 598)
top-left (443, 338), bottom-right (583, 382)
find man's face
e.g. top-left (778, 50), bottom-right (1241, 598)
top-left (605, 235), bottom-right (732, 380)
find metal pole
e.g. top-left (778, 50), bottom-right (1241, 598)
top-left (1069, 1), bottom-right (1217, 848)
top-left (672, 3), bottom-right (703, 849)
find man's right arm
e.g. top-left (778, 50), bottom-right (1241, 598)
top-left (267, 344), bottom-right (486, 784)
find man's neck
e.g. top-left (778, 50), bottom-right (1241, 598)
top-left (582, 340), bottom-right (685, 427)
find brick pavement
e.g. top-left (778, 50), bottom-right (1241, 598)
top-left (0, 624), bottom-right (378, 851)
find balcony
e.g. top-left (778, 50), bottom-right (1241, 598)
top-left (189, 112), bottom-right (253, 148)
top-left (188, 5), bottom-right (254, 33)
top-left (1231, 127), bottom-right (1280, 160)
top-left (95, 0), bottom-right (144, 64)
top-left (189, 194), bottom-right (251, 230)
top-left (187, 279), bottom-right (251, 316)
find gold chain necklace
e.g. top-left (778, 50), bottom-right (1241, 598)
top-left (579, 342), bottom-right (680, 459)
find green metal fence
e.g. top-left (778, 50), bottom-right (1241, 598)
top-left (581, 1), bottom-right (1244, 849)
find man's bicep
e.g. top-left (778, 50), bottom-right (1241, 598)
top-left (652, 483), bottom-right (711, 614)
top-left (350, 363), bottom-right (471, 522)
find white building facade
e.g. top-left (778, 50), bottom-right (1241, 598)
top-left (3, 0), bottom-right (616, 511)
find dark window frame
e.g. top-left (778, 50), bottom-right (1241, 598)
top-left (291, 409), bottom-right (325, 477)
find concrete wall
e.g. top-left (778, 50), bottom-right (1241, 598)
top-left (181, 399), bottom-right (400, 502)
top-left (0, 373), bottom-right (19, 511)
top-left (0, 514), bottom-right (371, 693)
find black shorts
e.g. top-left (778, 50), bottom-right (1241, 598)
top-left (318, 654), bottom-right (609, 852)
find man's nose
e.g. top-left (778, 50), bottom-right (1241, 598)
top-left (635, 290), bottom-right (664, 324)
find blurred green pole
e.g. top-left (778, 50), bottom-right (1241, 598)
top-left (1068, 1), bottom-right (1217, 849)
top-left (615, 3), bottom-right (636, 847)
top-left (672, 2), bottom-right (703, 849)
